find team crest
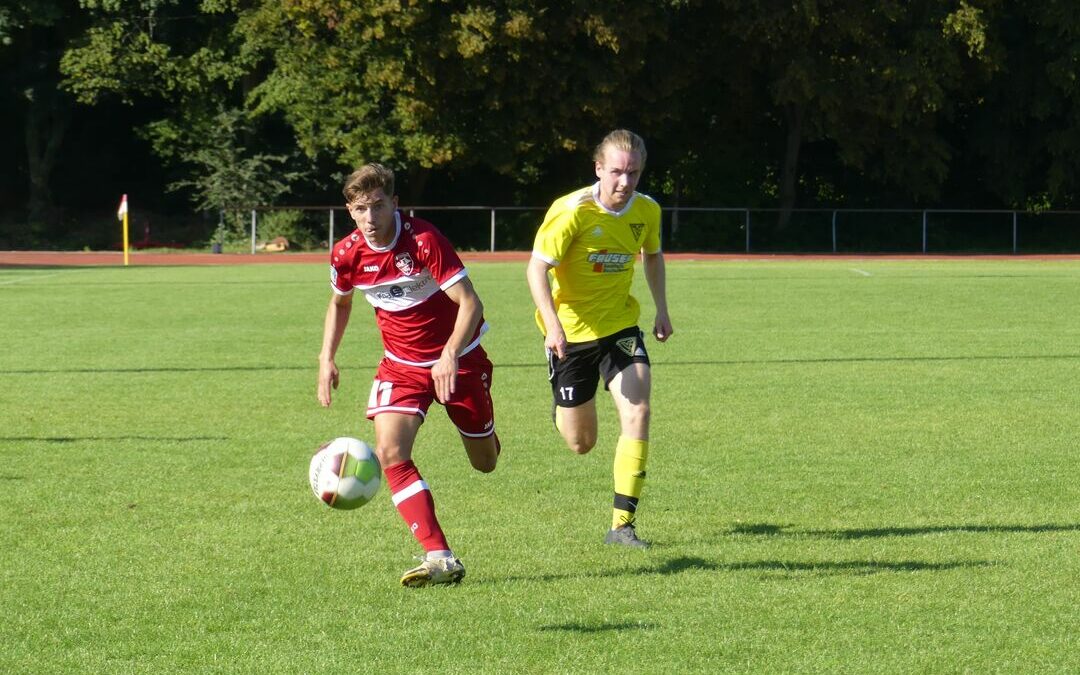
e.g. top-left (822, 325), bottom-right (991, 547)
top-left (394, 252), bottom-right (414, 275)
top-left (616, 337), bottom-right (637, 357)
top-left (629, 222), bottom-right (645, 241)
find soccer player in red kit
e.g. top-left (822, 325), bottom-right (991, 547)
top-left (317, 163), bottom-right (500, 587)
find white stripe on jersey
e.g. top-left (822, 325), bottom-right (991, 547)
top-left (357, 268), bottom-right (440, 312)
top-left (439, 268), bottom-right (467, 291)
top-left (532, 250), bottom-right (558, 266)
top-left (456, 423), bottom-right (496, 438)
top-left (368, 405), bottom-right (427, 418)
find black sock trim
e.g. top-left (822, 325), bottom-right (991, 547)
top-left (613, 493), bottom-right (639, 512)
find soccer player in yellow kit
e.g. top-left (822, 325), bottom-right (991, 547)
top-left (527, 129), bottom-right (673, 548)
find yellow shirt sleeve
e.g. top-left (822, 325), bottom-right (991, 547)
top-left (532, 193), bottom-right (582, 265)
top-left (642, 198), bottom-right (662, 254)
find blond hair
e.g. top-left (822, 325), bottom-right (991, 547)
top-left (343, 163), bottom-right (396, 203)
top-left (593, 129), bottom-right (647, 166)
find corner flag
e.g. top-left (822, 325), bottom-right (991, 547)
top-left (117, 194), bottom-right (130, 266)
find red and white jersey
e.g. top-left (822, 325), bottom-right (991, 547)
top-left (330, 211), bottom-right (488, 367)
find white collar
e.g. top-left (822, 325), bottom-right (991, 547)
top-left (592, 182), bottom-right (636, 217)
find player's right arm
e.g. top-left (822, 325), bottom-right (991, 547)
top-left (318, 292), bottom-right (353, 407)
top-left (528, 195), bottom-right (581, 359)
top-left (526, 256), bottom-right (567, 359)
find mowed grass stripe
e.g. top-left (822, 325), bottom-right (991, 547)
top-left (1, 259), bottom-right (1077, 673)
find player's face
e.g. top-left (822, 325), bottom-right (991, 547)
top-left (347, 189), bottom-right (398, 245)
top-left (595, 147), bottom-right (642, 211)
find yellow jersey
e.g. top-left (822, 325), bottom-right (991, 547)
top-left (532, 183), bottom-right (662, 342)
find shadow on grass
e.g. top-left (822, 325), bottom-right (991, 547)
top-left (496, 555), bottom-right (987, 585)
top-left (729, 522), bottom-right (1080, 539)
top-left (0, 435), bottom-right (228, 443)
top-left (6, 353), bottom-right (1078, 376)
top-left (725, 559), bottom-right (993, 578)
top-left (0, 366), bottom-right (314, 375)
top-left (538, 620), bottom-right (657, 634)
top-left (653, 354), bottom-right (1080, 367)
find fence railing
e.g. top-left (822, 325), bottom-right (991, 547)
top-left (237, 206), bottom-right (1080, 254)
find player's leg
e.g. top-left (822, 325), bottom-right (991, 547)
top-left (609, 362), bottom-right (651, 440)
top-left (555, 400), bottom-right (598, 454)
top-left (375, 412), bottom-right (456, 553)
top-left (445, 352), bottom-right (500, 473)
top-left (601, 329), bottom-right (652, 548)
top-left (368, 363), bottom-right (464, 586)
top-left (549, 344), bottom-right (601, 454)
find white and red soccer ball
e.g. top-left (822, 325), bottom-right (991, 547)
top-left (309, 437), bottom-right (381, 509)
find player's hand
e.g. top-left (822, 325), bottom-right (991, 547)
top-left (318, 359), bottom-right (340, 407)
top-left (545, 326), bottom-right (568, 360)
top-left (432, 352), bottom-right (458, 404)
top-left (653, 312), bottom-right (674, 342)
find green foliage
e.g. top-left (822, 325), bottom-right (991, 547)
top-left (166, 109), bottom-right (301, 213)
top-left (242, 2), bottom-right (670, 182)
top-left (257, 209), bottom-right (321, 250)
top-left (10, 0), bottom-right (1080, 238)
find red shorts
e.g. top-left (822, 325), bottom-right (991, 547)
top-left (365, 348), bottom-right (496, 438)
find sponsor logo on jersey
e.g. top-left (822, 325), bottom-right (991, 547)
top-left (363, 264), bottom-right (380, 272)
top-left (395, 252), bottom-right (415, 275)
top-left (629, 222), bottom-right (644, 240)
top-left (616, 337), bottom-right (637, 356)
top-left (330, 266), bottom-right (339, 285)
top-left (372, 275), bottom-right (431, 301)
top-left (587, 250), bottom-right (633, 273)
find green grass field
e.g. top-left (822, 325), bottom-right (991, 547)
top-left (1, 259), bottom-right (1078, 673)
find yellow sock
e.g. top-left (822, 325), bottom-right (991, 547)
top-left (612, 436), bottom-right (648, 529)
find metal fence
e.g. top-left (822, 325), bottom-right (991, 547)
top-left (239, 206), bottom-right (1080, 254)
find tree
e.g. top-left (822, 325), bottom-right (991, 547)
top-left (959, 2), bottom-right (1080, 208)
top-left (711, 0), bottom-right (996, 222)
top-left (239, 1), bottom-right (672, 200)
top-left (2, 1), bottom-right (80, 226)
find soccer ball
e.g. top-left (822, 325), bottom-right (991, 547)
top-left (309, 437), bottom-right (382, 510)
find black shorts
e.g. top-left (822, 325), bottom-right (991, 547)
top-left (548, 326), bottom-right (650, 408)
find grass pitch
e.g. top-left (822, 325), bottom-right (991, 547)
top-left (1, 258), bottom-right (1078, 673)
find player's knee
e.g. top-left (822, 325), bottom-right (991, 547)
top-left (621, 401), bottom-right (650, 432)
top-left (469, 451), bottom-right (498, 473)
top-left (375, 444), bottom-right (409, 467)
top-left (464, 436), bottom-right (499, 473)
top-left (566, 433), bottom-right (597, 455)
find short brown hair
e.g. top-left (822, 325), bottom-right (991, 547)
top-left (593, 129), bottom-right (647, 166)
top-left (343, 163), bottom-right (396, 203)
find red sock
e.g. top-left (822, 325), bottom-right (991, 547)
top-left (384, 460), bottom-right (450, 553)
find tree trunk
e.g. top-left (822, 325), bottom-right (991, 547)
top-left (778, 102), bottom-right (804, 229)
top-left (25, 87), bottom-right (72, 225)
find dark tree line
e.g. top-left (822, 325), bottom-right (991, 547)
top-left (3, 1), bottom-right (1079, 249)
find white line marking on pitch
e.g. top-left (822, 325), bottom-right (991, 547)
top-left (850, 268), bottom-right (872, 277)
top-left (0, 269), bottom-right (87, 286)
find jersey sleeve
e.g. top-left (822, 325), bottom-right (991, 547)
top-left (330, 249), bottom-right (354, 295)
top-left (642, 201), bottom-right (662, 254)
top-left (532, 199), bottom-right (579, 266)
top-left (420, 228), bottom-right (467, 290)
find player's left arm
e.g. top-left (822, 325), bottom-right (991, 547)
top-left (643, 250), bottom-right (673, 342)
top-left (432, 276), bottom-right (484, 403)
